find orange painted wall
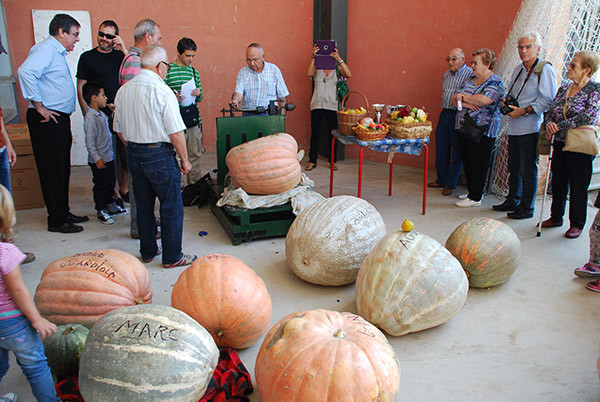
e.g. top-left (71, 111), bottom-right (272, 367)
top-left (4, 0), bottom-right (522, 169)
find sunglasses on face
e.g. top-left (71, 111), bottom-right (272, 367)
top-left (98, 31), bottom-right (116, 40)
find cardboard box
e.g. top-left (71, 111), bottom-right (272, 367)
top-left (10, 155), bottom-right (44, 210)
top-left (6, 123), bottom-right (33, 155)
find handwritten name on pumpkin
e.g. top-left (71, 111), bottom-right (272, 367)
top-left (114, 320), bottom-right (179, 342)
top-left (350, 206), bottom-right (377, 226)
top-left (59, 253), bottom-right (116, 279)
top-left (347, 314), bottom-right (376, 338)
top-left (398, 231), bottom-right (417, 249)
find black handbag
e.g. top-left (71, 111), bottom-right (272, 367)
top-left (458, 111), bottom-right (488, 144)
top-left (180, 104), bottom-right (199, 128)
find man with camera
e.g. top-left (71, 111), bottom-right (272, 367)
top-left (493, 32), bottom-right (557, 219)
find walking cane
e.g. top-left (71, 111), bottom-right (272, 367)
top-left (536, 134), bottom-right (554, 237)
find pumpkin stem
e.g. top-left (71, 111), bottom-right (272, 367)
top-left (62, 326), bottom-right (75, 335)
top-left (216, 330), bottom-right (223, 339)
top-left (134, 298), bottom-right (144, 305)
top-left (333, 329), bottom-right (345, 339)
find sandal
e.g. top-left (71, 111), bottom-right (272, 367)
top-left (331, 163), bottom-right (338, 171)
top-left (585, 278), bottom-right (600, 292)
top-left (142, 247), bottom-right (162, 263)
top-left (164, 253), bottom-right (197, 269)
top-left (305, 162), bottom-right (317, 171)
top-left (574, 262), bottom-right (600, 278)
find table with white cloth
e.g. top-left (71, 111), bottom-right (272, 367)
top-left (330, 130), bottom-right (429, 215)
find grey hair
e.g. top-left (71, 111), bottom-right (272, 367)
top-left (134, 19), bottom-right (159, 42)
top-left (518, 31), bottom-right (543, 48)
top-left (247, 42), bottom-right (264, 56)
top-left (140, 44), bottom-right (167, 67)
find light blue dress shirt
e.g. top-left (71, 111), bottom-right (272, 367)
top-left (506, 61), bottom-right (557, 136)
top-left (17, 36), bottom-right (76, 115)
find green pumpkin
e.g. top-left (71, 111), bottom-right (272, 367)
top-left (42, 324), bottom-right (89, 377)
top-left (78, 304), bottom-right (219, 402)
top-left (445, 217), bottom-right (521, 288)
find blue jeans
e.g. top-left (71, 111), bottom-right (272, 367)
top-left (434, 109), bottom-right (462, 189)
top-left (127, 143), bottom-right (184, 264)
top-left (0, 149), bottom-right (11, 191)
top-left (507, 133), bottom-right (539, 213)
top-left (0, 315), bottom-right (60, 401)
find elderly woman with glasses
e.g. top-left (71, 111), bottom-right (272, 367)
top-left (542, 51), bottom-right (600, 241)
top-left (452, 48), bottom-right (505, 207)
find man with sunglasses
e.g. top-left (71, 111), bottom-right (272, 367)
top-left (428, 48), bottom-right (472, 196)
top-left (76, 20), bottom-right (128, 210)
top-left (18, 13), bottom-right (89, 234)
top-left (492, 32), bottom-right (557, 219)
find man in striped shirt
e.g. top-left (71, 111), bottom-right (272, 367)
top-left (428, 48), bottom-right (472, 196)
top-left (230, 43), bottom-right (289, 113)
top-left (164, 37), bottom-right (203, 185)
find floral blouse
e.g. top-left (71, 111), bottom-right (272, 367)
top-left (544, 80), bottom-right (600, 142)
top-left (456, 73), bottom-right (505, 138)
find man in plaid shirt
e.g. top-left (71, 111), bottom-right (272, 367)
top-left (230, 43), bottom-right (289, 113)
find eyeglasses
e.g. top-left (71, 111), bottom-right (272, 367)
top-left (517, 44), bottom-right (534, 50)
top-left (446, 57), bottom-right (460, 62)
top-left (157, 61), bottom-right (171, 71)
top-left (98, 31), bottom-right (116, 40)
top-left (246, 57), bottom-right (262, 63)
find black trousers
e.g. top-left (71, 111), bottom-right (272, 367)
top-left (26, 108), bottom-right (72, 227)
top-left (89, 160), bottom-right (116, 211)
top-left (458, 134), bottom-right (495, 201)
top-left (550, 141), bottom-right (595, 229)
top-left (309, 109), bottom-right (338, 164)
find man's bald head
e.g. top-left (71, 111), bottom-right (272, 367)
top-left (447, 48), bottom-right (466, 72)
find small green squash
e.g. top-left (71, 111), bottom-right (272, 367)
top-left (42, 324), bottom-right (89, 377)
top-left (445, 217), bottom-right (521, 288)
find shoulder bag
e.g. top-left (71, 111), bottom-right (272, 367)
top-left (178, 66), bottom-right (200, 128)
top-left (457, 111), bottom-right (488, 144)
top-left (336, 66), bottom-right (349, 103)
top-left (561, 89), bottom-right (599, 155)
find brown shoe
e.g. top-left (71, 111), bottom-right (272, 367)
top-left (22, 252), bottom-right (35, 264)
top-left (428, 182), bottom-right (444, 188)
top-left (541, 218), bottom-right (563, 228)
top-left (442, 187), bottom-right (453, 196)
top-left (565, 227), bottom-right (582, 239)
top-left (131, 230), bottom-right (161, 240)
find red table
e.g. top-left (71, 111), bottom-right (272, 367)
top-left (329, 131), bottom-right (429, 215)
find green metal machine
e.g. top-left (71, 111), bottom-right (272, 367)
top-left (209, 103), bottom-right (296, 245)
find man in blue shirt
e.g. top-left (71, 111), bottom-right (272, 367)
top-left (493, 32), bottom-right (557, 219)
top-left (17, 13), bottom-right (89, 233)
top-left (428, 48), bottom-right (472, 196)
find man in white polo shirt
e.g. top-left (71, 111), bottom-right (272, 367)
top-left (113, 44), bottom-right (196, 268)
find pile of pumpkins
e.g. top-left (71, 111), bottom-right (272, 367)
top-left (33, 134), bottom-right (521, 401)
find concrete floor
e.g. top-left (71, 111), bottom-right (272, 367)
top-left (2, 152), bottom-right (599, 401)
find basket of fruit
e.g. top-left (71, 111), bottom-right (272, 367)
top-left (337, 91), bottom-right (369, 135)
top-left (352, 117), bottom-right (389, 141)
top-left (385, 106), bottom-right (433, 139)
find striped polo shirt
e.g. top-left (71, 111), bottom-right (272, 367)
top-left (441, 63), bottom-right (473, 110)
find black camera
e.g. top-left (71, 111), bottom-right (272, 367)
top-left (500, 95), bottom-right (519, 115)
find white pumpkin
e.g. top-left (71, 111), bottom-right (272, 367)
top-left (356, 230), bottom-right (468, 336)
top-left (285, 196), bottom-right (386, 286)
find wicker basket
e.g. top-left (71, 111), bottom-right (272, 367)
top-left (337, 91), bottom-right (370, 135)
top-left (352, 123), bottom-right (389, 141)
top-left (386, 119), bottom-right (433, 139)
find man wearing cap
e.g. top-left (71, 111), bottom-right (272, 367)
top-left (17, 13), bottom-right (89, 233)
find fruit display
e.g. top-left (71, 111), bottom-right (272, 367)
top-left (445, 217), bottom-right (521, 288)
top-left (351, 117), bottom-right (389, 141)
top-left (225, 133), bottom-right (301, 195)
top-left (286, 196), bottom-right (386, 286)
top-left (255, 309), bottom-right (401, 402)
top-left (339, 106), bottom-right (367, 115)
top-left (42, 324), bottom-right (89, 377)
top-left (79, 304), bottom-right (219, 402)
top-left (356, 230), bottom-right (468, 336)
top-left (34, 249), bottom-right (153, 329)
top-left (386, 105), bottom-right (433, 139)
top-left (171, 254), bottom-right (272, 349)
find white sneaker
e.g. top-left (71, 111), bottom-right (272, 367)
top-left (456, 198), bottom-right (481, 207)
top-left (97, 210), bottom-right (115, 225)
top-left (0, 393), bottom-right (17, 402)
top-left (457, 193), bottom-right (468, 199)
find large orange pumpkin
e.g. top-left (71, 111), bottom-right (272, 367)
top-left (171, 254), bottom-right (272, 349)
top-left (255, 309), bottom-right (401, 401)
top-left (34, 249), bottom-right (152, 328)
top-left (225, 133), bottom-right (301, 195)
